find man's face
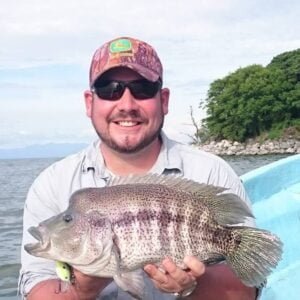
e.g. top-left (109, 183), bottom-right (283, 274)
top-left (84, 67), bottom-right (169, 154)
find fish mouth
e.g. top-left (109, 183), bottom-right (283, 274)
top-left (24, 226), bottom-right (51, 254)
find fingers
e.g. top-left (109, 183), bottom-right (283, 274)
top-left (144, 257), bottom-right (201, 293)
top-left (144, 264), bottom-right (168, 285)
top-left (183, 256), bottom-right (206, 277)
top-left (162, 258), bottom-right (196, 286)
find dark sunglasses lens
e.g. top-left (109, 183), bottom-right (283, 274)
top-left (129, 80), bottom-right (161, 99)
top-left (93, 79), bottom-right (162, 100)
top-left (94, 81), bottom-right (124, 100)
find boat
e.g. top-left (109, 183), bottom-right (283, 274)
top-left (240, 154), bottom-right (300, 299)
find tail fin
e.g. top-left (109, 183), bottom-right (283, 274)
top-left (226, 226), bottom-right (283, 287)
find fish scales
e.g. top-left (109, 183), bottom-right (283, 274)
top-left (70, 183), bottom-right (235, 270)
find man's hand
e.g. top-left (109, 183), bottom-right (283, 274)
top-left (144, 256), bottom-right (204, 294)
top-left (28, 269), bottom-right (111, 300)
top-left (72, 268), bottom-right (111, 299)
top-left (144, 256), bottom-right (257, 300)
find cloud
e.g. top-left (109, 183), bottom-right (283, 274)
top-left (0, 0), bottom-right (299, 148)
top-left (1, 0), bottom-right (299, 72)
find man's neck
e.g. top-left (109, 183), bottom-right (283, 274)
top-left (100, 138), bottom-right (162, 176)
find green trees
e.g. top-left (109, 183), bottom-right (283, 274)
top-left (201, 49), bottom-right (300, 142)
top-left (268, 49), bottom-right (300, 121)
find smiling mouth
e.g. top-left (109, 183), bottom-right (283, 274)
top-left (115, 121), bottom-right (141, 127)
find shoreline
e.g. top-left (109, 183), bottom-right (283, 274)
top-left (196, 138), bottom-right (300, 156)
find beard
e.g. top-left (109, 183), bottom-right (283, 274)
top-left (92, 111), bottom-right (164, 154)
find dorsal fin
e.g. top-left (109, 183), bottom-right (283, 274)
top-left (107, 173), bottom-right (254, 225)
top-left (107, 173), bottom-right (226, 194)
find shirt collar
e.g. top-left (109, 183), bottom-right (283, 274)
top-left (82, 131), bottom-right (184, 178)
top-left (150, 131), bottom-right (183, 175)
top-left (81, 140), bottom-right (108, 178)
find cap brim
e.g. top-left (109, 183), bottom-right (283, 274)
top-left (91, 63), bottom-right (160, 87)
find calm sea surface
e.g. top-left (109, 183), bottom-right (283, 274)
top-left (0, 154), bottom-right (290, 299)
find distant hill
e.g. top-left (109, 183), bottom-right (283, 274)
top-left (0, 143), bottom-right (89, 159)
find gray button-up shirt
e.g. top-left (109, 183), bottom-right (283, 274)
top-left (19, 132), bottom-right (254, 299)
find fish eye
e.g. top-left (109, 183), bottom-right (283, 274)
top-left (63, 214), bottom-right (73, 223)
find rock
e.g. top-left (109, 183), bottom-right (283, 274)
top-left (196, 138), bottom-right (299, 156)
top-left (280, 142), bottom-right (290, 149)
top-left (286, 147), bottom-right (296, 153)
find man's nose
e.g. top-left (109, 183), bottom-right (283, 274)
top-left (117, 88), bottom-right (139, 111)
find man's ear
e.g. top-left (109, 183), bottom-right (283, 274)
top-left (160, 88), bottom-right (170, 115)
top-left (84, 90), bottom-right (93, 118)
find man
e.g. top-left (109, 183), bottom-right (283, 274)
top-left (19, 36), bottom-right (257, 299)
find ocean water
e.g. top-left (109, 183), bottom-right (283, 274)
top-left (0, 154), bottom-right (290, 299)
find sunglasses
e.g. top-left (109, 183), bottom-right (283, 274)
top-left (92, 79), bottom-right (162, 101)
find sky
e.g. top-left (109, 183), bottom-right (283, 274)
top-left (0, 0), bottom-right (299, 149)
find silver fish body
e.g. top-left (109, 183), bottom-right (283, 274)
top-left (25, 174), bottom-right (283, 298)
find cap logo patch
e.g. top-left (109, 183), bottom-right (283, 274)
top-left (110, 39), bottom-right (132, 53)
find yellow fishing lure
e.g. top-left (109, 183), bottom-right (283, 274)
top-left (55, 261), bottom-right (71, 282)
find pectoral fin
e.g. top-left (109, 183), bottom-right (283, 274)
top-left (113, 269), bottom-right (145, 300)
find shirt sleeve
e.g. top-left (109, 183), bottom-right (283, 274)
top-left (18, 160), bottom-right (119, 299)
top-left (19, 167), bottom-right (62, 297)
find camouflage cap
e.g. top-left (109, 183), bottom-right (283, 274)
top-left (89, 37), bottom-right (163, 87)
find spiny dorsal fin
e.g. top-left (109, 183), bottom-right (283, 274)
top-left (107, 173), bottom-right (254, 225)
top-left (107, 173), bottom-right (226, 194)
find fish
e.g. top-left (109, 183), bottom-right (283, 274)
top-left (25, 174), bottom-right (283, 299)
